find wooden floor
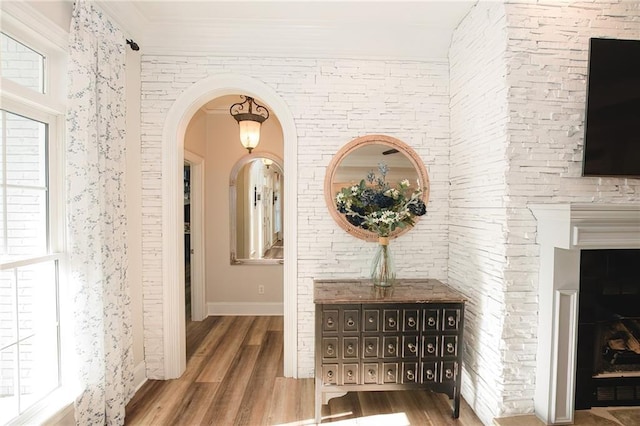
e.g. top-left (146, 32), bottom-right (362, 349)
top-left (125, 316), bottom-right (483, 425)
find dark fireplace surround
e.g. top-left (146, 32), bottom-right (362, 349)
top-left (530, 203), bottom-right (640, 425)
top-left (576, 249), bottom-right (640, 409)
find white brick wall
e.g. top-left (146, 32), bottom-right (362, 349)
top-left (449, 2), bottom-right (511, 424)
top-left (140, 57), bottom-right (451, 379)
top-left (450, 1), bottom-right (640, 424)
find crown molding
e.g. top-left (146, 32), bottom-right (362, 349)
top-left (95, 0), bottom-right (147, 41)
top-left (1, 1), bottom-right (69, 51)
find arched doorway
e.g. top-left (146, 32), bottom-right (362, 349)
top-left (159, 74), bottom-right (298, 378)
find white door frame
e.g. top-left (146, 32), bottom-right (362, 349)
top-left (161, 74), bottom-right (298, 378)
top-left (184, 150), bottom-right (206, 321)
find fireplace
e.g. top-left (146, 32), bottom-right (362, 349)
top-left (576, 249), bottom-right (640, 409)
top-left (530, 203), bottom-right (640, 425)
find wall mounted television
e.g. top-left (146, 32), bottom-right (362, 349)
top-left (582, 37), bottom-right (640, 177)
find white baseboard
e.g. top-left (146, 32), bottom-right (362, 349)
top-left (133, 361), bottom-right (147, 392)
top-left (207, 302), bottom-right (283, 316)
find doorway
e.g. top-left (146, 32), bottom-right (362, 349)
top-left (184, 150), bottom-right (206, 322)
top-left (159, 74), bottom-right (298, 379)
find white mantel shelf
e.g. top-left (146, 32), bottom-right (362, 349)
top-left (529, 203), bottom-right (640, 425)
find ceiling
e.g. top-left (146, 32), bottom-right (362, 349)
top-left (96, 1), bottom-right (477, 61)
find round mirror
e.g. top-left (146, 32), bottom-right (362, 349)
top-left (324, 135), bottom-right (430, 241)
top-left (230, 153), bottom-right (283, 264)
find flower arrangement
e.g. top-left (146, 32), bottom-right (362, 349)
top-left (335, 162), bottom-right (427, 237)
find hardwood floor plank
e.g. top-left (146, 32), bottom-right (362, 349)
top-left (268, 315), bottom-right (284, 331)
top-left (126, 315), bottom-right (484, 426)
top-left (234, 331), bottom-right (284, 425)
top-left (245, 316), bottom-right (271, 346)
top-left (162, 382), bottom-right (220, 426)
top-left (186, 316), bottom-right (219, 360)
top-left (200, 345), bottom-right (261, 425)
top-left (196, 316), bottom-right (254, 383)
top-left (126, 377), bottom-right (192, 425)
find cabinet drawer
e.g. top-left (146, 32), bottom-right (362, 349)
top-left (402, 335), bottom-right (419, 359)
top-left (423, 309), bottom-right (440, 331)
top-left (363, 336), bottom-right (379, 358)
top-left (442, 335), bottom-right (458, 357)
top-left (363, 308), bottom-right (380, 332)
top-left (383, 362), bottom-right (398, 383)
top-left (343, 309), bottom-right (360, 332)
top-left (322, 364), bottom-right (338, 385)
top-left (402, 309), bottom-right (420, 332)
top-left (343, 337), bottom-right (359, 359)
top-left (322, 337), bottom-right (338, 359)
top-left (342, 363), bottom-right (359, 385)
top-left (402, 362), bottom-right (419, 384)
top-left (422, 335), bottom-right (439, 358)
top-left (441, 361), bottom-right (457, 383)
top-left (382, 336), bottom-right (399, 358)
top-left (322, 310), bottom-right (339, 332)
top-left (383, 309), bottom-right (400, 332)
top-left (363, 363), bottom-right (379, 384)
top-left (443, 308), bottom-right (461, 331)
top-left (422, 361), bottom-right (438, 383)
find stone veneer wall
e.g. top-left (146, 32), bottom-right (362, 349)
top-left (140, 57), bottom-right (451, 378)
top-left (449, 2), bottom-right (510, 424)
top-left (450, 1), bottom-right (640, 424)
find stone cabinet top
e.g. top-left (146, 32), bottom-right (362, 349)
top-left (314, 279), bottom-right (467, 304)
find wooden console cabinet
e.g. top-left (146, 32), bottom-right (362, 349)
top-left (314, 279), bottom-right (466, 423)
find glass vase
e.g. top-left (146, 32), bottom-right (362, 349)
top-left (371, 236), bottom-right (396, 287)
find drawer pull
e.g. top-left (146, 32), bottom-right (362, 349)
top-left (346, 318), bottom-right (355, 327)
top-left (407, 317), bottom-right (416, 327)
top-left (445, 368), bottom-right (454, 379)
top-left (368, 369), bottom-right (376, 378)
top-left (387, 369), bottom-right (394, 379)
top-left (427, 317), bottom-right (436, 327)
top-left (447, 316), bottom-right (456, 327)
top-left (327, 370), bottom-right (334, 379)
top-left (347, 369), bottom-right (354, 378)
top-left (366, 343), bottom-right (374, 353)
top-left (425, 369), bottom-right (434, 380)
top-left (447, 342), bottom-right (455, 353)
top-left (427, 343), bottom-right (435, 353)
top-left (368, 316), bottom-right (375, 323)
top-left (406, 370), bottom-right (415, 381)
top-left (346, 344), bottom-right (354, 355)
top-left (408, 343), bottom-right (417, 353)
top-left (326, 317), bottom-right (335, 327)
top-left (326, 344), bottom-right (334, 355)
top-left (387, 343), bottom-right (396, 354)
top-left (388, 317), bottom-right (396, 327)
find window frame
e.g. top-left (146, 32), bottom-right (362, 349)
top-left (1, 5), bottom-right (70, 425)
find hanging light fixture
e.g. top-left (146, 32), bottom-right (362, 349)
top-left (229, 95), bottom-right (269, 153)
top-left (262, 158), bottom-right (274, 169)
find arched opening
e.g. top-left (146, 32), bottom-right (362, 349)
top-left (160, 74), bottom-right (298, 378)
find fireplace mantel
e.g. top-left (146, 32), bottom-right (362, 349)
top-left (530, 203), bottom-right (640, 425)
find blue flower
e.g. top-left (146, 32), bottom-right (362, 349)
top-left (334, 162), bottom-right (427, 237)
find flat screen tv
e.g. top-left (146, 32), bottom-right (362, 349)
top-left (582, 37), bottom-right (640, 177)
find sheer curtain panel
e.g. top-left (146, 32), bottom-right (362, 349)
top-left (66, 1), bottom-right (134, 424)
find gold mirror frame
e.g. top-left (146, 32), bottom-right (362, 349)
top-left (324, 135), bottom-right (430, 242)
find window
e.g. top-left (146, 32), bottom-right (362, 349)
top-left (0, 110), bottom-right (60, 424)
top-left (0, 33), bottom-right (45, 94)
top-left (1, 19), bottom-right (66, 424)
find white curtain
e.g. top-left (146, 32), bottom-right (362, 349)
top-left (66, 1), bottom-right (133, 424)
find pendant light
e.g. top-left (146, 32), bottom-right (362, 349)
top-left (229, 96), bottom-right (269, 153)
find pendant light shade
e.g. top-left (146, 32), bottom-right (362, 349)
top-left (230, 96), bottom-right (269, 153)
